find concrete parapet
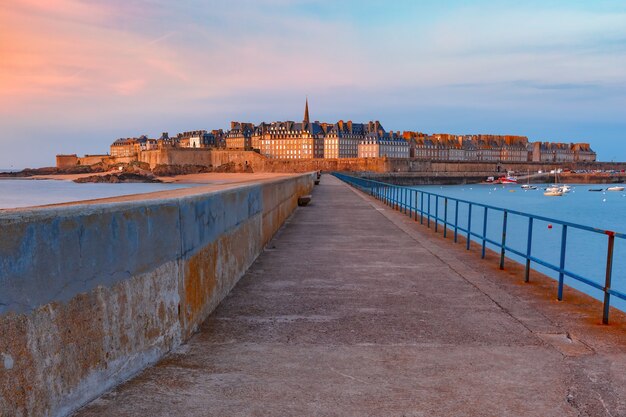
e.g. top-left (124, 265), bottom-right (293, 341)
top-left (0, 173), bottom-right (315, 417)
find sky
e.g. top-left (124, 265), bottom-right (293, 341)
top-left (1, 0), bottom-right (625, 168)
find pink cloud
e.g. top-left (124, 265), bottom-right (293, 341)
top-left (112, 79), bottom-right (146, 96)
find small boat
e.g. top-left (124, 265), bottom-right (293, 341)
top-left (589, 188), bottom-right (603, 192)
top-left (607, 186), bottom-right (625, 192)
top-left (544, 190), bottom-right (564, 197)
top-left (500, 176), bottom-right (518, 184)
top-left (545, 169), bottom-right (567, 193)
top-left (485, 176), bottom-right (495, 183)
top-left (520, 170), bottom-right (536, 190)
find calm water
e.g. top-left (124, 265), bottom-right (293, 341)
top-left (0, 179), bottom-right (195, 209)
top-left (407, 183), bottom-right (626, 312)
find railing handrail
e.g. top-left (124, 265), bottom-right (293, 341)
top-left (333, 172), bottom-right (624, 324)
top-left (354, 176), bottom-right (625, 239)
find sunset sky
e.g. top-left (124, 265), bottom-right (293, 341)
top-left (1, 0), bottom-right (625, 168)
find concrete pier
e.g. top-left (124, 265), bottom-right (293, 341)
top-left (75, 175), bottom-right (626, 417)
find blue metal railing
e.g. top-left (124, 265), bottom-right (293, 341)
top-left (333, 172), bottom-right (626, 324)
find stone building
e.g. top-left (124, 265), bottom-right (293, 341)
top-left (225, 122), bottom-right (254, 150)
top-left (110, 138), bottom-right (140, 157)
top-left (531, 142), bottom-right (596, 163)
top-left (176, 130), bottom-right (216, 148)
top-left (110, 135), bottom-right (158, 157)
top-left (358, 123), bottom-right (410, 158)
top-left (237, 99), bottom-right (326, 159)
top-left (253, 122), bottom-right (325, 159)
top-left (323, 120), bottom-right (365, 159)
top-left (572, 143), bottom-right (596, 162)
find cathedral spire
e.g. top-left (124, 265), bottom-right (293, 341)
top-left (303, 97), bottom-right (310, 125)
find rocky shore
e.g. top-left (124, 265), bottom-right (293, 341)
top-left (74, 172), bottom-right (161, 183)
top-left (0, 165), bottom-right (105, 178)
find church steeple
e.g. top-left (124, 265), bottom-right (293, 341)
top-left (303, 97), bottom-right (310, 125)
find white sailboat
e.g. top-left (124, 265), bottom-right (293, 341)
top-left (545, 169), bottom-right (565, 196)
top-left (521, 169), bottom-right (537, 190)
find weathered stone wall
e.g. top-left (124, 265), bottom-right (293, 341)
top-left (56, 154), bottom-right (79, 168)
top-left (138, 148), bottom-right (267, 170)
top-left (136, 148), bottom-right (626, 174)
top-left (0, 173), bottom-right (315, 417)
top-left (76, 155), bottom-right (111, 166)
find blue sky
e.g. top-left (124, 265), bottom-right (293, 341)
top-left (1, 0), bottom-right (625, 168)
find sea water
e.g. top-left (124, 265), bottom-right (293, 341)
top-left (407, 183), bottom-right (626, 312)
top-left (0, 179), bottom-right (195, 209)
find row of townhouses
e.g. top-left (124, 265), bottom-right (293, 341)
top-left (109, 100), bottom-right (596, 163)
top-left (402, 133), bottom-right (596, 162)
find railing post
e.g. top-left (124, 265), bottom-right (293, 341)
top-left (499, 211), bottom-right (508, 269)
top-left (414, 190), bottom-right (419, 221)
top-left (405, 188), bottom-right (409, 214)
top-left (427, 194), bottom-right (431, 228)
top-left (466, 203), bottom-right (473, 250)
top-left (557, 225), bottom-right (568, 301)
top-left (394, 186), bottom-right (397, 209)
top-left (404, 188), bottom-right (408, 214)
top-left (420, 192), bottom-right (424, 224)
top-left (435, 196), bottom-right (439, 233)
top-left (395, 187), bottom-right (399, 210)
top-left (603, 232), bottom-right (615, 325)
top-left (525, 217), bottom-right (534, 282)
top-left (396, 187), bottom-right (399, 210)
top-left (481, 207), bottom-right (488, 259)
top-left (443, 198), bottom-right (448, 238)
top-left (454, 200), bottom-right (459, 243)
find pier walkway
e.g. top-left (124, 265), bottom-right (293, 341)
top-left (76, 175), bottom-right (626, 417)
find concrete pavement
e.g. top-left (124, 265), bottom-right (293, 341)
top-left (74, 175), bottom-right (626, 417)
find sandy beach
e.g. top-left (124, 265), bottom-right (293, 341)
top-left (14, 172), bottom-right (297, 184)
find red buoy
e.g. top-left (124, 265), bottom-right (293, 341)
top-left (548, 224), bottom-right (553, 229)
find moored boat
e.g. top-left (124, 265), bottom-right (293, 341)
top-left (607, 186), bottom-right (625, 192)
top-left (544, 190), bottom-right (564, 197)
top-left (500, 176), bottom-right (518, 184)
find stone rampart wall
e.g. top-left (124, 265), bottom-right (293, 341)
top-left (137, 149), bottom-right (626, 174)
